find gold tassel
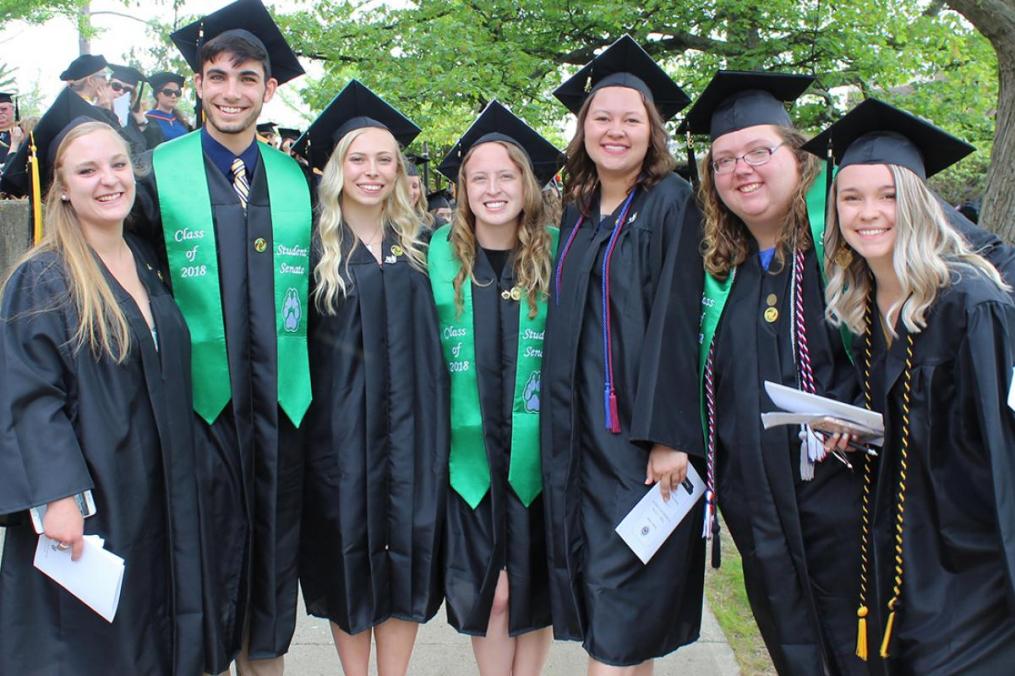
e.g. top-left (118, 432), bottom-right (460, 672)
top-left (879, 606), bottom-right (897, 658)
top-left (856, 605), bottom-right (869, 660)
top-left (28, 131), bottom-right (42, 244)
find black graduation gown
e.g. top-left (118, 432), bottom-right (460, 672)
top-left (940, 198), bottom-right (1015, 290)
top-left (443, 248), bottom-right (551, 636)
top-left (541, 173), bottom-right (706, 666)
top-left (711, 244), bottom-right (865, 676)
top-left (859, 270), bottom-right (1015, 675)
top-left (132, 152), bottom-right (305, 669)
top-left (300, 232), bottom-right (448, 634)
top-left (0, 240), bottom-right (203, 675)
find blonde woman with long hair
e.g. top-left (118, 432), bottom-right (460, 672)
top-left (814, 99), bottom-right (1015, 674)
top-left (682, 72), bottom-right (865, 676)
top-left (296, 82), bottom-right (447, 676)
top-left (430, 101), bottom-right (561, 676)
top-left (0, 119), bottom-right (202, 675)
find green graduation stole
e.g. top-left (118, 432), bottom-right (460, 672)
top-left (697, 162), bottom-right (837, 430)
top-left (153, 130), bottom-right (313, 427)
top-left (428, 224), bottom-right (559, 508)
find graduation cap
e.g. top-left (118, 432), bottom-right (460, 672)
top-left (292, 79), bottom-right (421, 172)
top-left (801, 98), bottom-right (974, 180)
top-left (679, 71), bottom-right (814, 140)
top-left (438, 100), bottom-right (564, 187)
top-left (427, 189), bottom-right (453, 211)
top-left (0, 92), bottom-right (19, 121)
top-left (553, 35), bottom-right (690, 121)
top-left (277, 127), bottom-right (301, 141)
top-left (0, 89), bottom-right (115, 242)
top-left (59, 54), bottom-right (108, 81)
top-left (108, 64), bottom-right (145, 87)
top-left (170, 0), bottom-right (305, 85)
top-left (256, 122), bottom-right (278, 135)
top-left (148, 71), bottom-right (185, 93)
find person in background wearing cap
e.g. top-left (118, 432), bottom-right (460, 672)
top-left (257, 121), bottom-right (279, 148)
top-left (131, 1), bottom-right (313, 673)
top-left (431, 101), bottom-right (562, 676)
top-left (295, 79), bottom-right (446, 676)
top-left (541, 36), bottom-right (706, 672)
top-left (0, 119), bottom-right (203, 675)
top-left (62, 54), bottom-right (113, 112)
top-left (145, 71), bottom-right (191, 144)
top-left (403, 155), bottom-right (434, 231)
top-left (816, 99), bottom-right (1015, 674)
top-left (683, 71), bottom-right (865, 676)
top-left (0, 92), bottom-right (22, 165)
top-left (109, 64), bottom-right (164, 151)
top-left (277, 127), bottom-right (300, 156)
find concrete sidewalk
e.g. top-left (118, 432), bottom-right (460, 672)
top-left (286, 598), bottom-right (741, 675)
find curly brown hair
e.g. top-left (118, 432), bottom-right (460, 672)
top-left (563, 88), bottom-right (677, 213)
top-left (698, 126), bottom-right (820, 279)
top-left (449, 140), bottom-right (553, 319)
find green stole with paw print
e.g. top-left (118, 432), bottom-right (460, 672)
top-left (153, 130), bottom-right (312, 427)
top-left (428, 224), bottom-right (559, 509)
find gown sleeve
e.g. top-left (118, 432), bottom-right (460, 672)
top-left (0, 258), bottom-right (93, 515)
top-left (958, 299), bottom-right (1015, 612)
top-left (129, 153), bottom-right (171, 280)
top-left (629, 184), bottom-right (706, 457)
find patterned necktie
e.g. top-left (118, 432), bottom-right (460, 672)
top-left (231, 157), bottom-right (249, 209)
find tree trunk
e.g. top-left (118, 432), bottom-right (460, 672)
top-left (946, 0), bottom-right (1015, 241)
top-left (77, 1), bottom-right (91, 55)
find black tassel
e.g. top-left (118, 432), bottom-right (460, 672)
top-left (710, 516), bottom-right (721, 569)
top-left (686, 130), bottom-right (699, 192)
top-left (14, 96), bottom-right (20, 122)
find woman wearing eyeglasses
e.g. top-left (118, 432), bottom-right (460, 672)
top-left (682, 72), bottom-right (865, 676)
top-left (145, 72), bottom-right (191, 143)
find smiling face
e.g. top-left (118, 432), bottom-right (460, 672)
top-left (835, 163), bottom-right (898, 266)
top-left (464, 141), bottom-right (525, 236)
top-left (582, 86), bottom-right (651, 183)
top-left (711, 124), bottom-right (800, 233)
top-left (195, 52), bottom-right (276, 137)
top-left (59, 128), bottom-right (135, 230)
top-left (340, 127), bottom-right (400, 209)
top-left (407, 175), bottom-right (422, 205)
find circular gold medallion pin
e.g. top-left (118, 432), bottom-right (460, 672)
top-left (510, 287), bottom-right (522, 301)
top-left (254, 237), bottom-right (267, 253)
top-left (766, 293), bottom-right (778, 307)
top-left (391, 244), bottom-right (404, 257)
top-left (764, 307), bottom-right (779, 323)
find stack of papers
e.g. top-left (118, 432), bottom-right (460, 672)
top-left (33, 534), bottom-right (125, 622)
top-left (615, 465), bottom-right (705, 564)
top-left (761, 381), bottom-right (885, 446)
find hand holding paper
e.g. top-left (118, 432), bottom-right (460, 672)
top-left (761, 381), bottom-right (885, 447)
top-left (33, 534), bottom-right (125, 623)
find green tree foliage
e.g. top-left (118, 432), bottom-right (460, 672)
top-left (278, 1), bottom-right (995, 197)
top-left (0, 0), bottom-right (85, 24)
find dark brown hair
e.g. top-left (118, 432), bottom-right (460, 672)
top-left (200, 31), bottom-right (271, 80)
top-left (563, 88), bottom-right (677, 213)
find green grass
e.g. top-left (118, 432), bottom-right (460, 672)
top-left (704, 520), bottom-right (776, 676)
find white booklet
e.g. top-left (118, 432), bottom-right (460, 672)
top-left (761, 381), bottom-right (885, 446)
top-left (615, 464), bottom-right (705, 564)
top-left (34, 534), bottom-right (125, 623)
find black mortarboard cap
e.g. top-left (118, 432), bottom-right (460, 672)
top-left (0, 92), bottom-right (13, 104)
top-left (0, 88), bottom-right (112, 198)
top-left (149, 71), bottom-right (185, 92)
top-left (553, 35), bottom-right (690, 121)
top-left (427, 189), bottom-right (453, 211)
top-left (108, 64), bottom-right (146, 86)
top-left (0, 91), bottom-right (17, 120)
top-left (170, 0), bottom-right (305, 85)
top-left (293, 79), bottom-right (421, 171)
top-left (59, 54), bottom-right (108, 81)
top-left (679, 71), bottom-right (814, 140)
top-left (403, 156), bottom-right (419, 177)
top-left (277, 127), bottom-right (301, 141)
top-left (256, 122), bottom-right (278, 135)
top-left (437, 100), bottom-right (564, 187)
top-left (801, 98), bottom-right (974, 179)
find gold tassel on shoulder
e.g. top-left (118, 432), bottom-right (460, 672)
top-left (880, 603), bottom-right (898, 658)
top-left (856, 605), bottom-right (869, 659)
top-left (28, 130), bottom-right (43, 244)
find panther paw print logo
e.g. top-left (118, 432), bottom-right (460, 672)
top-left (282, 288), bottom-right (301, 333)
top-left (523, 371), bottom-right (540, 413)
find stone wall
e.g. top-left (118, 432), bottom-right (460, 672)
top-left (0, 199), bottom-right (30, 277)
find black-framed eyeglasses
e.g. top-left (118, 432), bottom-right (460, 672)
top-left (160, 88), bottom-right (182, 97)
top-left (110, 81), bottom-right (134, 94)
top-left (712, 142), bottom-right (786, 175)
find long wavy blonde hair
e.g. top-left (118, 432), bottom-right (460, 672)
top-left (449, 140), bottom-right (553, 319)
top-left (824, 164), bottom-right (1008, 335)
top-left (3, 121), bottom-right (133, 362)
top-left (699, 126), bottom-right (820, 279)
top-left (313, 126), bottom-right (426, 313)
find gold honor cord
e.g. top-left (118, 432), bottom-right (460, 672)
top-left (29, 131), bottom-right (42, 244)
top-left (855, 293), bottom-right (915, 660)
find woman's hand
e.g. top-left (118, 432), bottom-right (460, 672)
top-left (646, 444), bottom-right (689, 502)
top-left (822, 432), bottom-right (855, 454)
top-left (43, 497), bottom-right (85, 561)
